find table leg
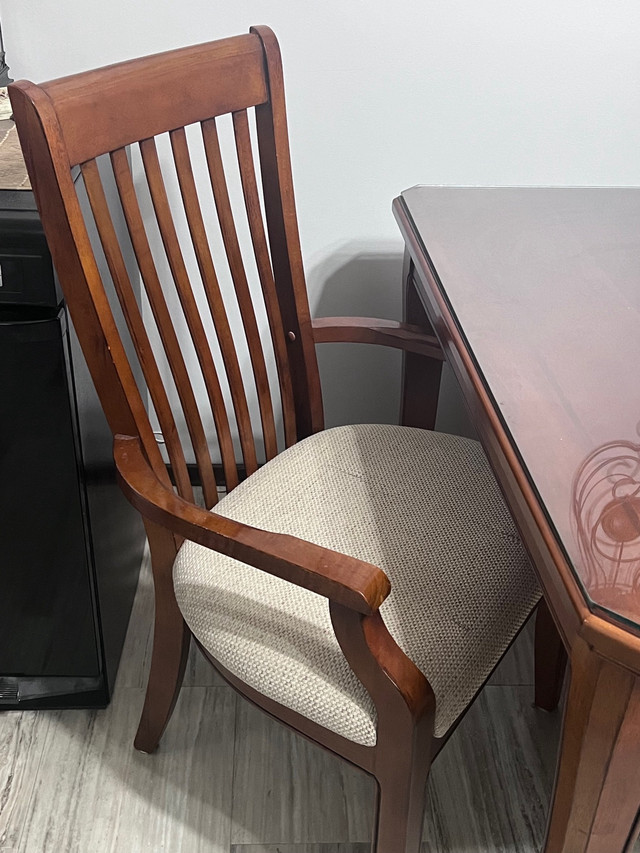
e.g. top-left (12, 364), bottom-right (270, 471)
top-left (534, 598), bottom-right (568, 711)
top-left (400, 251), bottom-right (443, 429)
top-left (544, 636), bottom-right (640, 853)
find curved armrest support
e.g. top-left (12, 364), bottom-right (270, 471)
top-left (312, 316), bottom-right (444, 360)
top-left (330, 603), bottom-right (435, 723)
top-left (114, 435), bottom-right (391, 615)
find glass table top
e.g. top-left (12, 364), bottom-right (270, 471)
top-left (400, 186), bottom-right (640, 633)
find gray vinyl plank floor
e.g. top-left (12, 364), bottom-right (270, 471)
top-left (2, 548), bottom-right (630, 853)
top-left (230, 846), bottom-right (372, 852)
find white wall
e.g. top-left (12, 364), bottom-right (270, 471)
top-left (3, 1), bottom-right (640, 430)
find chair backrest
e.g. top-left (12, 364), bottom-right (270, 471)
top-left (10, 26), bottom-right (324, 509)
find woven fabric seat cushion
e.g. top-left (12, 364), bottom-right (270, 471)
top-left (174, 424), bottom-right (540, 746)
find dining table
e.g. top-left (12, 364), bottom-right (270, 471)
top-left (394, 186), bottom-right (640, 853)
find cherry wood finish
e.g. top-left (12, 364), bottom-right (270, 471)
top-left (254, 27), bottom-right (324, 441)
top-left (535, 597), bottom-right (568, 713)
top-left (134, 518), bottom-right (190, 753)
top-left (400, 251), bottom-right (444, 431)
top-left (545, 636), bottom-right (640, 853)
top-left (39, 35), bottom-right (269, 165)
top-left (396, 186), bottom-right (640, 630)
top-left (9, 33), bottom-right (543, 853)
top-left (311, 315), bottom-right (444, 359)
top-left (394, 186), bottom-right (640, 852)
top-left (8, 30), bottom-right (457, 853)
top-left (114, 435), bottom-right (392, 617)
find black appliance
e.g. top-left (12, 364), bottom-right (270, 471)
top-left (0, 182), bottom-right (145, 708)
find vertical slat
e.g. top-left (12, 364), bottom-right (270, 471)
top-left (11, 81), bottom-right (170, 490)
top-left (201, 117), bottom-right (279, 461)
top-left (139, 136), bottom-right (242, 500)
top-left (81, 158), bottom-right (195, 502)
top-left (110, 146), bottom-right (220, 506)
top-left (169, 127), bottom-right (259, 476)
top-left (252, 25), bottom-right (324, 440)
top-left (232, 109), bottom-right (297, 448)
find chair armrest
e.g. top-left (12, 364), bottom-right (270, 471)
top-left (311, 316), bottom-right (444, 360)
top-left (114, 435), bottom-right (391, 616)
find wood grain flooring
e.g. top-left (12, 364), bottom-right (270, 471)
top-left (0, 547), bottom-right (630, 852)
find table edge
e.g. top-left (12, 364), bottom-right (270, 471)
top-left (392, 192), bottom-right (640, 672)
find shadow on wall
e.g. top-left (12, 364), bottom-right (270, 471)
top-left (308, 243), bottom-right (477, 438)
top-left (309, 247), bottom-right (404, 428)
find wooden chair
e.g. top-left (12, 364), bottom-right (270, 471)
top-left (10, 27), bottom-right (557, 852)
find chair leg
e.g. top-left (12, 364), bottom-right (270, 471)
top-left (134, 520), bottom-right (191, 754)
top-left (372, 718), bottom-right (432, 853)
top-left (534, 598), bottom-right (567, 712)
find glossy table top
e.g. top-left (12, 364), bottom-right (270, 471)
top-left (398, 186), bottom-right (640, 632)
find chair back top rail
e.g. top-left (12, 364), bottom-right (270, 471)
top-left (38, 34), bottom-right (268, 167)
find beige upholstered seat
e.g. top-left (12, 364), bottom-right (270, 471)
top-left (175, 423), bottom-right (540, 745)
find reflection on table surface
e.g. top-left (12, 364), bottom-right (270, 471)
top-left (400, 186), bottom-right (640, 631)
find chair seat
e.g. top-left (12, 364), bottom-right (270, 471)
top-left (174, 424), bottom-right (540, 746)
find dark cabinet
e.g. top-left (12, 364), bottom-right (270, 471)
top-left (0, 185), bottom-right (145, 708)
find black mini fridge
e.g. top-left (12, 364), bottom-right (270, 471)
top-left (0, 184), bottom-right (145, 708)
